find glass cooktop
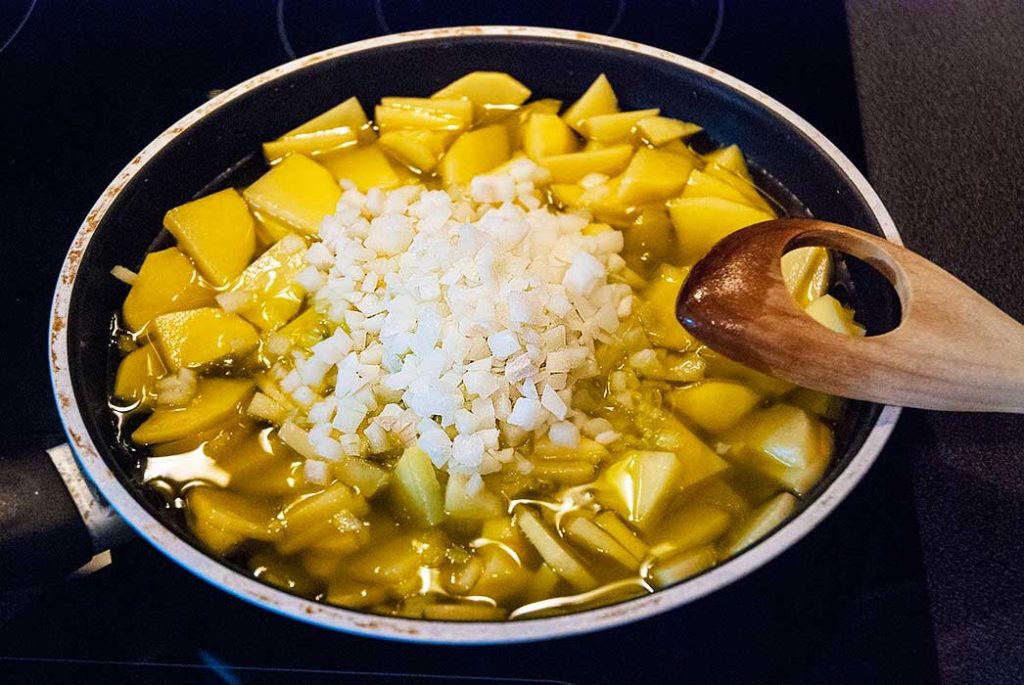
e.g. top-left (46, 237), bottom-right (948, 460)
top-left (0, 1), bottom-right (935, 682)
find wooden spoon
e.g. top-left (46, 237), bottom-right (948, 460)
top-left (676, 218), bottom-right (1024, 412)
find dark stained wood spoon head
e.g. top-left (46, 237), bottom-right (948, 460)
top-left (677, 218), bottom-right (1024, 413)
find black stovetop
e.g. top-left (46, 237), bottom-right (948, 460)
top-left (0, 1), bottom-right (940, 683)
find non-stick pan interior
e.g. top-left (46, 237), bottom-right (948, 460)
top-left (65, 33), bottom-right (896, 609)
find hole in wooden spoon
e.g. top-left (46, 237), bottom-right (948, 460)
top-left (780, 245), bottom-right (902, 337)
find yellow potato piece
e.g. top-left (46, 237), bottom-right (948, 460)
top-left (286, 96), bottom-right (370, 137)
top-left (593, 511), bottom-right (648, 561)
top-left (522, 113), bottom-right (577, 160)
top-left (582, 108), bottom-right (659, 144)
top-left (668, 380), bottom-right (763, 434)
top-left (188, 486), bottom-right (283, 543)
top-left (638, 264), bottom-right (696, 351)
top-left (507, 98), bottom-right (562, 148)
top-left (563, 515), bottom-right (639, 570)
top-left (262, 127), bottom-right (360, 164)
top-left (652, 501), bottom-right (732, 552)
top-left (621, 206), bottom-right (676, 273)
top-left (668, 196), bottom-right (775, 265)
top-left (163, 188), bottom-right (256, 287)
top-left (445, 473), bottom-right (504, 519)
top-left (439, 124), bottom-right (511, 186)
top-left (392, 445), bottom-right (444, 526)
top-left (549, 182), bottom-right (585, 207)
top-left (375, 97), bottom-right (473, 133)
top-left (704, 144), bottom-right (751, 179)
top-left (781, 246), bottom-right (831, 307)
top-left (253, 210), bottom-right (295, 246)
top-left (274, 307), bottom-right (326, 349)
top-left (636, 406), bottom-right (730, 491)
top-left (648, 545), bottom-right (716, 589)
top-left (516, 508), bottom-right (597, 591)
top-left (379, 129), bottom-right (448, 173)
top-left (788, 387), bottom-right (846, 422)
top-left (122, 247), bottom-right (213, 332)
top-left (243, 154), bottom-right (341, 235)
top-left (722, 404), bottom-right (833, 495)
top-left (432, 71), bottom-right (532, 106)
top-left (701, 349), bottom-right (796, 398)
top-left (617, 147), bottom-right (696, 205)
top-left (540, 144), bottom-right (633, 183)
top-left (320, 143), bottom-right (404, 192)
top-left (532, 436), bottom-right (609, 463)
top-left (113, 344), bottom-right (166, 408)
top-left (599, 450), bottom-right (683, 528)
top-left (132, 377), bottom-right (255, 444)
top-left (636, 116), bottom-right (703, 146)
top-left (681, 168), bottom-right (757, 206)
top-left (225, 235), bottom-right (307, 331)
top-left (703, 162), bottom-right (775, 213)
top-left (805, 294), bottom-right (866, 336)
top-left (724, 492), bottom-right (797, 556)
top-left (562, 73), bottom-right (618, 134)
top-left (381, 96), bottom-right (474, 121)
top-left (151, 307), bottom-right (259, 370)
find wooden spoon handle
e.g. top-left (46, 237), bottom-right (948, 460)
top-left (677, 218), bottom-right (1024, 412)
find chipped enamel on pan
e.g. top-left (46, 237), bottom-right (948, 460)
top-left (49, 26), bottom-right (902, 643)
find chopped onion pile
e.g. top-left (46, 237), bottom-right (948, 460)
top-left (274, 158), bottom-right (632, 486)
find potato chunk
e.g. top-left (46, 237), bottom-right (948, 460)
top-left (113, 344), bottom-right (166, 408)
top-left (392, 445), bottom-right (444, 526)
top-left (516, 508), bottom-right (597, 591)
top-left (617, 147), bottom-right (696, 205)
top-left (262, 127), bottom-right (359, 164)
top-left (562, 74), bottom-right (619, 133)
top-left (444, 473), bottom-right (504, 519)
top-left (781, 246), bottom-right (831, 308)
top-left (599, 450), bottom-right (683, 528)
top-left (432, 71), bottom-right (532, 107)
top-left (122, 247), bottom-right (214, 332)
top-left (722, 405), bottom-right (833, 494)
top-left (132, 377), bottom-right (255, 444)
top-left (724, 492), bottom-right (797, 555)
top-left (668, 196), bottom-right (774, 265)
top-left (320, 143), bottom-right (404, 192)
top-left (582, 108), bottom-right (659, 144)
top-left (522, 113), bottom-right (577, 160)
top-left (636, 116), bottom-right (702, 146)
top-left (150, 307), bottom-right (259, 370)
top-left (285, 96), bottom-right (370, 137)
top-left (163, 188), bottom-right (256, 287)
top-left (224, 235), bottom-right (307, 331)
top-left (439, 124), bottom-right (511, 186)
top-left (637, 264), bottom-right (697, 351)
top-left (805, 294), bottom-right (866, 336)
top-left (243, 154), bottom-right (341, 235)
top-left (540, 145), bottom-right (633, 183)
top-left (379, 129), bottom-right (450, 173)
top-left (681, 168), bottom-right (758, 206)
top-left (668, 380), bottom-right (763, 434)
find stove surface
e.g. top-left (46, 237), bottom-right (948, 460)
top-left (0, 1), bottom-right (936, 683)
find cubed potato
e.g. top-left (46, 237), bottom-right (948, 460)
top-left (722, 404), bottom-right (833, 494)
top-left (444, 473), bottom-right (504, 519)
top-left (187, 486), bottom-right (282, 544)
top-left (150, 307), bottom-right (259, 370)
top-left (423, 602), bottom-right (509, 622)
top-left (593, 510), bottom-right (648, 561)
top-left (216, 434), bottom-right (300, 497)
top-left (439, 124), bottom-right (510, 186)
top-left (432, 71), bottom-right (532, 106)
top-left (704, 144), bottom-right (752, 178)
top-left (724, 492), bottom-right (797, 556)
top-left (549, 182), bottom-right (585, 208)
top-left (582, 108), bottom-right (659, 144)
top-left (345, 534), bottom-right (423, 584)
top-left (132, 377), bottom-right (255, 444)
top-left (379, 129), bottom-right (450, 173)
top-left (278, 481), bottom-right (369, 554)
top-left (392, 445), bottom-right (444, 526)
top-left (285, 96), bottom-right (370, 137)
top-left (224, 235), bottom-right (307, 331)
top-left (528, 459), bottom-right (597, 485)
top-left (163, 188), bottom-right (256, 287)
top-left (651, 501), bottom-right (732, 551)
top-left (599, 449), bottom-right (683, 528)
top-left (638, 264), bottom-right (696, 351)
top-left (253, 210), bottom-right (295, 245)
top-left (636, 116), bottom-right (702, 146)
top-left (540, 145), bottom-right (633, 183)
top-left (648, 544), bottom-right (716, 589)
top-left (617, 148), bottom-right (696, 205)
top-left (781, 247), bottom-right (831, 308)
top-left (668, 196), bottom-right (775, 265)
top-left (562, 74), bottom-right (619, 134)
top-left (113, 344), bottom-right (166, 408)
top-left (681, 168), bottom-right (759, 206)
top-left (320, 143), bottom-right (403, 192)
top-left (273, 307), bottom-right (325, 349)
top-left (243, 154), bottom-right (341, 235)
top-left (375, 97), bottom-right (473, 133)
top-left (668, 380), bottom-right (763, 434)
top-left (334, 455), bottom-right (390, 497)
top-left (507, 98), bottom-right (563, 149)
top-left (563, 515), bottom-right (639, 570)
top-left (516, 508), bottom-right (597, 591)
top-left (522, 563), bottom-right (564, 604)
top-left (805, 294), bottom-right (866, 336)
top-left (703, 162), bottom-right (775, 214)
top-left (263, 127), bottom-right (360, 164)
top-left (481, 516), bottom-right (533, 561)
top-left (620, 206), bottom-right (676, 273)
top-left (522, 113), bottom-right (577, 160)
top-left (122, 247), bottom-right (214, 332)
top-left (787, 387), bottom-right (845, 422)
top-left (470, 544), bottom-right (533, 602)
top-left (635, 407), bottom-right (730, 491)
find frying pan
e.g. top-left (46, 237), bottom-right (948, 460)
top-left (1, 26), bottom-right (901, 643)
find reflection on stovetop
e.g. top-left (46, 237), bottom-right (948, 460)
top-left (0, 1), bottom-right (931, 683)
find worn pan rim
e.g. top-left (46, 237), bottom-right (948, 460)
top-left (49, 25), bottom-right (902, 644)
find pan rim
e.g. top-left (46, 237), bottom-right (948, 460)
top-left (48, 25), bottom-right (902, 644)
